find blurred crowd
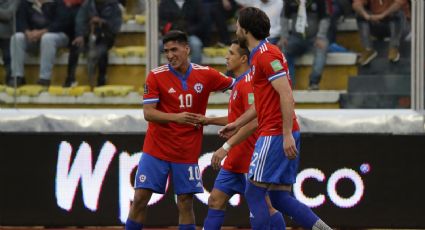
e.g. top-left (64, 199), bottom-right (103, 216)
top-left (0, 0), bottom-right (412, 90)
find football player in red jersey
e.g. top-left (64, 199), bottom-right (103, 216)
top-left (202, 40), bottom-right (285, 230)
top-left (219, 7), bottom-right (333, 230)
top-left (125, 30), bottom-right (234, 230)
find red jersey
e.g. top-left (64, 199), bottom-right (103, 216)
top-left (143, 63), bottom-right (234, 163)
top-left (249, 40), bottom-right (299, 136)
top-left (222, 71), bottom-right (258, 173)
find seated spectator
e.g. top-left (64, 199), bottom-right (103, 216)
top-left (327, 0), bottom-right (352, 52)
top-left (159, 0), bottom-right (204, 64)
top-left (55, 0), bottom-right (84, 87)
top-left (280, 0), bottom-right (330, 90)
top-left (202, 0), bottom-right (238, 47)
top-left (9, 0), bottom-right (62, 87)
top-left (353, 0), bottom-right (407, 65)
top-left (0, 0), bottom-right (19, 85)
top-left (70, 0), bottom-right (122, 87)
top-left (235, 0), bottom-right (283, 45)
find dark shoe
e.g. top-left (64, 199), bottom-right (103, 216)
top-left (63, 78), bottom-right (78, 88)
top-left (97, 76), bottom-right (106, 86)
top-left (358, 49), bottom-right (377, 66)
top-left (308, 83), bottom-right (320, 91)
top-left (37, 79), bottom-right (51, 87)
top-left (7, 77), bottom-right (25, 87)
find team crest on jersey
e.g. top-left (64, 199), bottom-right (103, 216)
top-left (194, 83), bottom-right (203, 93)
top-left (251, 65), bottom-right (256, 75)
top-left (139, 174), bottom-right (146, 183)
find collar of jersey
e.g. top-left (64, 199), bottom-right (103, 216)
top-left (235, 69), bottom-right (251, 84)
top-left (249, 39), bottom-right (268, 65)
top-left (168, 63), bottom-right (193, 90)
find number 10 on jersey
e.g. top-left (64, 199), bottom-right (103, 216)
top-left (179, 94), bottom-right (193, 108)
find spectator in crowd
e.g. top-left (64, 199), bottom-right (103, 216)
top-left (159, 0), bottom-right (204, 64)
top-left (327, 0), bottom-right (352, 52)
top-left (9, 0), bottom-right (60, 87)
top-left (235, 0), bottom-right (283, 45)
top-left (202, 0), bottom-right (238, 47)
top-left (72, 0), bottom-right (122, 87)
top-left (52, 0), bottom-right (84, 87)
top-left (0, 0), bottom-right (19, 85)
top-left (280, 0), bottom-right (331, 90)
top-left (353, 0), bottom-right (407, 65)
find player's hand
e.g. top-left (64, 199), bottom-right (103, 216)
top-left (175, 112), bottom-right (204, 126)
top-left (218, 122), bottom-right (239, 139)
top-left (211, 147), bottom-right (228, 170)
top-left (196, 114), bottom-right (209, 126)
top-left (283, 133), bottom-right (298, 160)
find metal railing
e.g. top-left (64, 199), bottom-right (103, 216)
top-left (145, 0), bottom-right (159, 77)
top-left (411, 0), bottom-right (425, 111)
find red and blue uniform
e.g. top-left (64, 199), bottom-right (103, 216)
top-left (213, 70), bottom-right (257, 196)
top-left (138, 63), bottom-right (234, 194)
top-left (248, 40), bottom-right (301, 185)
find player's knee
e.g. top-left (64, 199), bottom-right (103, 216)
top-left (207, 195), bottom-right (226, 210)
top-left (131, 189), bottom-right (150, 212)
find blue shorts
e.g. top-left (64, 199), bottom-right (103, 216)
top-left (248, 131), bottom-right (301, 184)
top-left (134, 152), bottom-right (204, 195)
top-left (213, 168), bottom-right (247, 196)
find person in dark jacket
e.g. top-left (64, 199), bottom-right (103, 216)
top-left (0, 0), bottom-right (19, 85)
top-left (70, 0), bottom-right (122, 87)
top-left (9, 0), bottom-right (67, 87)
top-left (159, 0), bottom-right (204, 64)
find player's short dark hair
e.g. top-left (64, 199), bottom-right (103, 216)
top-left (238, 7), bottom-right (270, 40)
top-left (163, 30), bottom-right (189, 45)
top-left (231, 39), bottom-right (250, 58)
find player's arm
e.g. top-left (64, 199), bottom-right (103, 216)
top-left (143, 103), bottom-right (202, 125)
top-left (202, 116), bottom-right (228, 126)
top-left (270, 76), bottom-right (298, 159)
top-left (218, 105), bottom-right (257, 139)
top-left (211, 118), bottom-right (258, 170)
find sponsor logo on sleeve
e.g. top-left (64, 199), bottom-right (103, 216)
top-left (270, 59), bottom-right (284, 72)
top-left (248, 93), bottom-right (254, 104)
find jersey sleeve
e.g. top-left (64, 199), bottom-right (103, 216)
top-left (143, 71), bottom-right (160, 104)
top-left (258, 51), bottom-right (289, 82)
top-left (208, 68), bottom-right (235, 92)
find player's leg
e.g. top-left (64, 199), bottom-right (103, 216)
top-left (266, 196), bottom-right (285, 230)
top-left (245, 180), bottom-right (270, 230)
top-left (126, 188), bottom-right (153, 230)
top-left (125, 153), bottom-right (170, 230)
top-left (204, 169), bottom-right (243, 230)
top-left (245, 136), bottom-right (283, 230)
top-left (203, 189), bottom-right (229, 230)
top-left (172, 162), bottom-right (204, 230)
top-left (268, 131), bottom-right (332, 230)
top-left (177, 193), bottom-right (196, 230)
top-left (268, 186), bottom-right (332, 230)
